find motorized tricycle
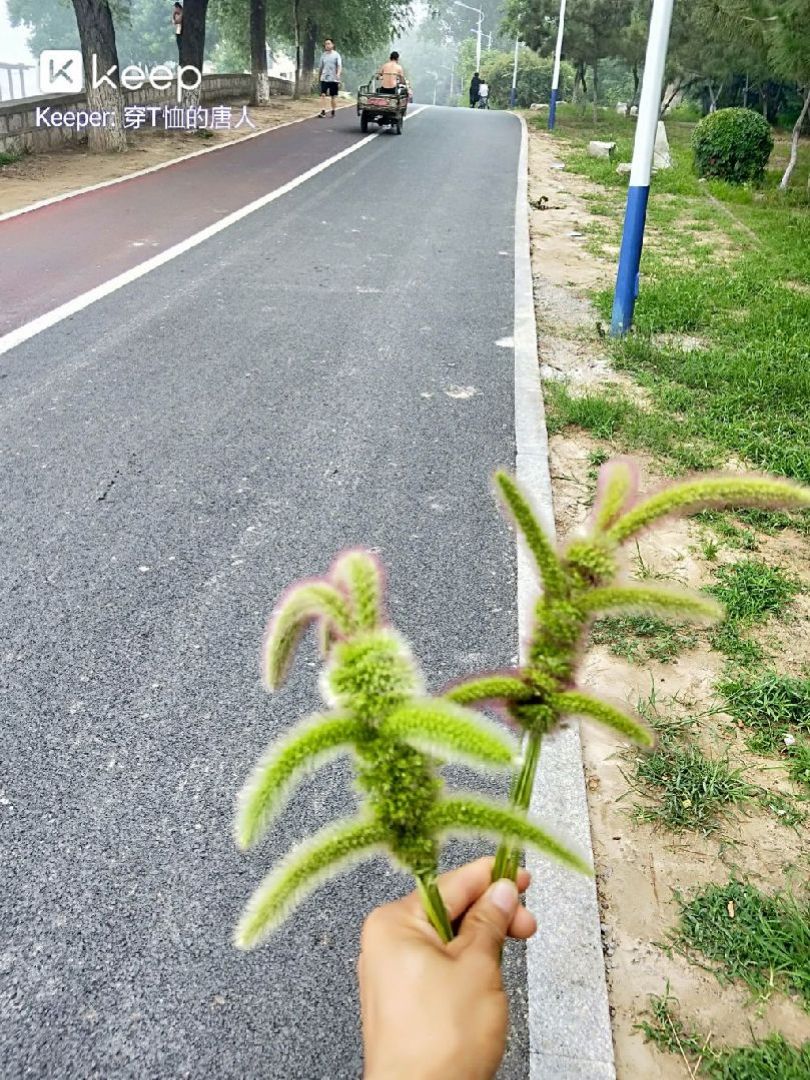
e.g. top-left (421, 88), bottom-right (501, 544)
top-left (357, 75), bottom-right (409, 135)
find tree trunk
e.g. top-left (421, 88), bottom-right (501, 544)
top-left (592, 58), bottom-right (598, 122)
top-left (179, 0), bottom-right (208, 109)
top-left (626, 63), bottom-right (639, 116)
top-left (742, 71), bottom-right (749, 109)
top-left (707, 81), bottom-right (722, 113)
top-left (301, 19), bottom-right (318, 96)
top-left (573, 62), bottom-right (587, 105)
top-left (779, 85), bottom-right (810, 191)
top-left (292, 0), bottom-right (302, 98)
top-left (250, 0), bottom-right (268, 104)
top-left (70, 0), bottom-right (126, 151)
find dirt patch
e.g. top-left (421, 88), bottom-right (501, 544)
top-left (0, 96), bottom-right (352, 216)
top-left (528, 133), bottom-right (614, 294)
top-left (528, 134), bottom-right (637, 395)
top-left (527, 118), bottom-right (810, 1077)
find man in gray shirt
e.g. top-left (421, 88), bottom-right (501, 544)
top-left (318, 39), bottom-right (342, 118)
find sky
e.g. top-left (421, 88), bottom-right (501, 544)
top-left (0, 0), bottom-right (35, 65)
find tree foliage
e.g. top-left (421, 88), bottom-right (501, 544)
top-left (481, 47), bottom-right (575, 109)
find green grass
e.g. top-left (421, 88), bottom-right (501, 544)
top-left (719, 671), bottom-right (810, 753)
top-left (706, 560), bottom-right (802, 624)
top-left (735, 508), bottom-right (810, 539)
top-left (708, 622), bottom-right (766, 666)
top-left (625, 710), bottom-right (756, 834)
top-left (534, 108), bottom-right (810, 485)
top-left (758, 789), bottom-right (807, 829)
top-left (0, 149), bottom-right (24, 167)
top-left (639, 990), bottom-right (810, 1078)
top-left (630, 741), bottom-right (755, 834)
top-left (786, 740), bottom-right (810, 793)
top-left (674, 879), bottom-right (810, 1008)
top-left (702, 560), bottom-right (802, 665)
top-left (697, 511), bottom-right (759, 552)
top-left (591, 614), bottom-right (698, 664)
top-left (707, 1036), bottom-right (810, 1080)
top-left (545, 381), bottom-right (718, 471)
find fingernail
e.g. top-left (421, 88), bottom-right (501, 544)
top-left (489, 879), bottom-right (518, 916)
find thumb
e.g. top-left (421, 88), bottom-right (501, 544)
top-left (456, 878), bottom-right (519, 960)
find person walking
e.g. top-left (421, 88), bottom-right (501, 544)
top-left (469, 71), bottom-right (480, 108)
top-left (172, 2), bottom-right (183, 60)
top-left (318, 39), bottom-right (342, 118)
top-left (478, 79), bottom-right (489, 109)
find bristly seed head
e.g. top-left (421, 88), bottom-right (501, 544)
top-left (320, 631), bottom-right (422, 717)
top-left (562, 538), bottom-right (618, 588)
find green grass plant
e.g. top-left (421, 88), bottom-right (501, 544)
top-left (674, 879), bottom-right (810, 1008)
top-left (640, 989), bottom-right (810, 1078)
top-left (591, 614), bottom-right (699, 664)
top-left (719, 671), bottom-right (810, 753)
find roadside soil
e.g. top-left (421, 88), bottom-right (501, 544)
top-left (527, 121), bottom-right (810, 1078)
top-left (0, 95), bottom-right (353, 216)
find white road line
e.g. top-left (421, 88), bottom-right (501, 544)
top-left (0, 104), bottom-right (354, 225)
top-left (511, 114), bottom-right (616, 1079)
top-left (0, 105), bottom-right (426, 358)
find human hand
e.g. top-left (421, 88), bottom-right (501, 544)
top-left (358, 858), bottom-right (537, 1080)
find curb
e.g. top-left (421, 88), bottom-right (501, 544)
top-left (512, 113), bottom-right (616, 1080)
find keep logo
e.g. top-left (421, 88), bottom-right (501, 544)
top-left (39, 50), bottom-right (84, 93)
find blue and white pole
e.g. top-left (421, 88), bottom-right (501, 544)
top-left (548, 0), bottom-right (567, 130)
top-left (510, 37), bottom-right (519, 107)
top-left (611, 0), bottom-right (676, 336)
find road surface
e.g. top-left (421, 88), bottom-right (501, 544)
top-left (1, 106), bottom-right (532, 1078)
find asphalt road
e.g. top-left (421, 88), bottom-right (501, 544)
top-left (1, 105), bottom-right (528, 1078)
top-left (0, 107), bottom-right (368, 335)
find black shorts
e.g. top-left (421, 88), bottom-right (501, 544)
top-left (320, 80), bottom-right (339, 97)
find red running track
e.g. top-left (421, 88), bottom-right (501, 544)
top-left (0, 110), bottom-right (368, 337)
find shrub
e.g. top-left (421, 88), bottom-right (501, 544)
top-left (692, 108), bottom-right (774, 184)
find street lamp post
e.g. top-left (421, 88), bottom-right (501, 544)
top-left (455, 1), bottom-right (484, 73)
top-left (549, 0), bottom-right (567, 130)
top-left (610, 0), bottom-right (676, 335)
top-left (510, 37), bottom-right (519, 108)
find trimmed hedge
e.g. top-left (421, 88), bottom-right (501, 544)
top-left (692, 108), bottom-right (774, 184)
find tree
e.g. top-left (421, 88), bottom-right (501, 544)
top-left (770, 0), bottom-right (810, 190)
top-left (8, 0), bottom-right (80, 55)
top-left (250, 0), bottom-right (269, 101)
top-left (616, 0), bottom-right (648, 114)
top-left (10, 0), bottom-right (213, 68)
top-left (178, 0), bottom-right (210, 107)
top-left (507, 0), bottom-right (630, 117)
top-left (70, 0), bottom-right (127, 151)
top-left (210, 0), bottom-right (411, 98)
top-left (482, 46), bottom-right (575, 109)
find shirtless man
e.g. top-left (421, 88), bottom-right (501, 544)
top-left (376, 51), bottom-right (407, 95)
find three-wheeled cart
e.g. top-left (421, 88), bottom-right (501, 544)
top-left (357, 76), bottom-right (408, 135)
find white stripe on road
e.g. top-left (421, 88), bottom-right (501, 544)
top-left (0, 106), bottom-right (426, 358)
top-left (511, 114), bottom-right (617, 1079)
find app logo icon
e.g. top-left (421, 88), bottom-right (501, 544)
top-left (39, 50), bottom-right (84, 93)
